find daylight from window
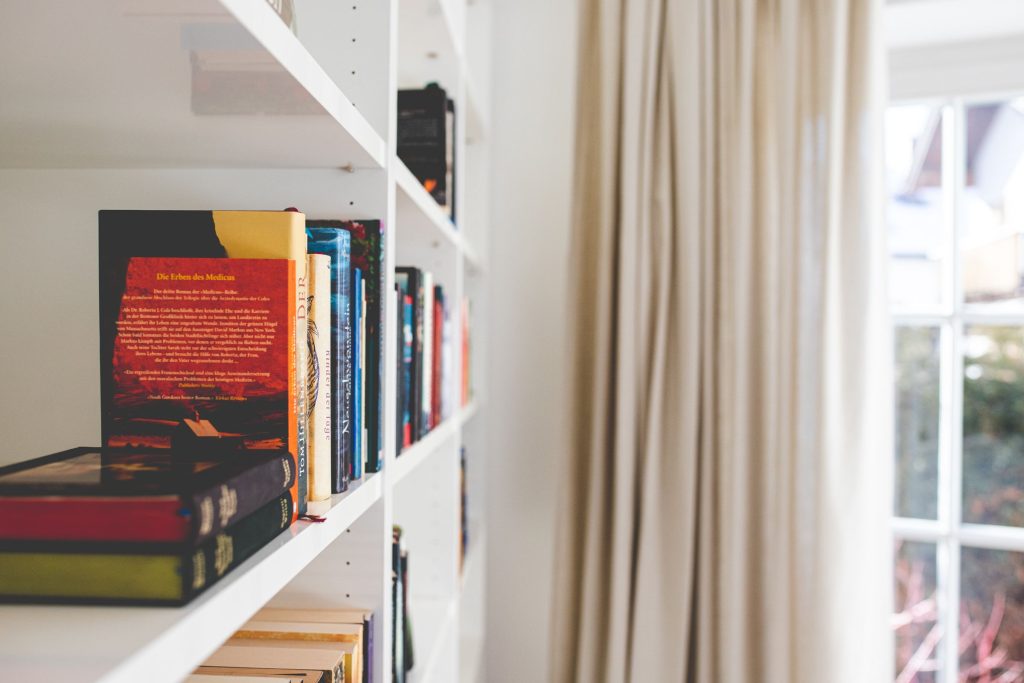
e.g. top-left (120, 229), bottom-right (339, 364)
top-left (892, 97), bottom-right (1024, 683)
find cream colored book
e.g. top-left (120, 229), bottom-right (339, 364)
top-left (306, 253), bottom-right (332, 502)
top-left (235, 621), bottom-right (361, 683)
top-left (252, 607), bottom-right (372, 625)
top-left (191, 666), bottom-right (323, 683)
top-left (202, 641), bottom-right (343, 683)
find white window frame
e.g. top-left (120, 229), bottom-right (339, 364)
top-left (892, 91), bottom-right (1024, 682)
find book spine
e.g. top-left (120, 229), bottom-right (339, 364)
top-left (421, 273), bottom-right (434, 435)
top-left (186, 452), bottom-right (297, 545)
top-left (432, 286), bottom-right (443, 428)
top-left (395, 283), bottom-right (403, 456)
top-left (411, 272), bottom-right (423, 440)
top-left (360, 275), bottom-right (368, 475)
top-left (183, 494), bottom-right (293, 603)
top-left (308, 254), bottom-right (332, 502)
top-left (337, 233), bottom-right (353, 492)
top-left (295, 260), bottom-right (309, 517)
top-left (363, 615), bottom-right (373, 683)
top-left (307, 228), bottom-right (353, 494)
top-left (373, 225), bottom-right (385, 473)
top-left (352, 268), bottom-right (363, 480)
top-left (402, 292), bottom-right (414, 449)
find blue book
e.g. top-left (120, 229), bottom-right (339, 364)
top-left (396, 275), bottom-right (414, 450)
top-left (352, 267), bottom-right (364, 480)
top-left (306, 227), bottom-right (353, 493)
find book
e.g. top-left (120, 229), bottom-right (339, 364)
top-left (358, 275), bottom-right (368, 475)
top-left (305, 228), bottom-right (353, 494)
top-left (191, 669), bottom-right (323, 683)
top-left (234, 621), bottom-right (362, 683)
top-left (397, 85), bottom-right (456, 222)
top-left (98, 210), bottom-right (309, 519)
top-left (0, 447), bottom-right (294, 544)
top-left (351, 268), bottom-right (363, 481)
top-left (394, 268), bottom-right (423, 445)
top-left (253, 608), bottom-right (374, 683)
top-left (432, 285), bottom-right (443, 428)
top-left (421, 272), bottom-right (434, 436)
top-left (307, 254), bottom-right (332, 502)
top-left (205, 640), bottom-right (346, 683)
top-left (305, 219), bottom-right (384, 474)
top-left (192, 669), bottom-right (322, 683)
top-left (0, 493), bottom-right (292, 605)
top-left (401, 290), bottom-right (414, 449)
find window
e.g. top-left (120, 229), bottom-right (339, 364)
top-left (892, 97), bottom-right (1024, 682)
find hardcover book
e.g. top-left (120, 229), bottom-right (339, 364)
top-left (0, 493), bottom-right (292, 605)
top-left (306, 228), bottom-right (353, 493)
top-left (204, 640), bottom-right (346, 683)
top-left (351, 268), bottom-right (363, 481)
top-left (305, 220), bottom-right (384, 474)
top-left (0, 447), bottom-right (294, 544)
top-left (253, 608), bottom-right (374, 683)
top-left (191, 669), bottom-right (323, 683)
top-left (397, 84), bottom-right (456, 222)
top-left (421, 272), bottom-right (434, 437)
top-left (307, 254), bottom-right (332, 502)
top-left (191, 668), bottom-right (324, 683)
top-left (234, 621), bottom-right (362, 683)
top-left (99, 210), bottom-right (308, 518)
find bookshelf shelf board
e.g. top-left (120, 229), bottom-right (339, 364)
top-left (459, 525), bottom-right (485, 596)
top-left (396, 158), bottom-right (461, 246)
top-left (397, 0), bottom-right (463, 93)
top-left (392, 413), bottom-right (462, 486)
top-left (465, 73), bottom-right (489, 144)
top-left (462, 240), bottom-right (487, 274)
top-left (0, 0), bottom-right (385, 169)
top-left (0, 473), bottom-right (383, 683)
top-left (408, 596), bottom-right (459, 683)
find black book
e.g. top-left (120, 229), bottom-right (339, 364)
top-left (0, 447), bottom-right (294, 545)
top-left (398, 84), bottom-right (456, 223)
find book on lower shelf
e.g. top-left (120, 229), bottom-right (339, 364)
top-left (0, 447), bottom-right (295, 605)
top-left (198, 607), bottom-right (376, 683)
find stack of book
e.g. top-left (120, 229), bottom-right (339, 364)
top-left (394, 267), bottom-right (456, 451)
top-left (398, 84), bottom-right (456, 223)
top-left (99, 211), bottom-right (385, 520)
top-left (197, 607), bottom-right (374, 683)
top-left (0, 209), bottom-right (389, 607)
top-left (0, 447), bottom-right (295, 605)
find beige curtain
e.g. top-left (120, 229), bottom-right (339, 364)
top-left (550, 0), bottom-right (892, 681)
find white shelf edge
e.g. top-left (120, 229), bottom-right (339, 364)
top-left (391, 402), bottom-right (477, 487)
top-left (395, 158), bottom-right (460, 244)
top-left (438, 0), bottom-right (465, 60)
top-left (88, 474), bottom-right (384, 683)
top-left (392, 414), bottom-right (460, 485)
top-left (220, 0), bottom-right (387, 169)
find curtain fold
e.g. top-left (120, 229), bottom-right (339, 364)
top-left (550, 0), bottom-right (892, 681)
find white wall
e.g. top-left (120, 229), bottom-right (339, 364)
top-left (484, 0), bottom-right (578, 681)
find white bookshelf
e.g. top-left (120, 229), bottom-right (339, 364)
top-left (0, 1), bottom-right (490, 682)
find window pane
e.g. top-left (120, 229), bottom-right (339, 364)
top-left (888, 104), bottom-right (946, 310)
top-left (960, 547), bottom-right (1024, 679)
top-left (963, 326), bottom-right (1024, 527)
top-left (895, 540), bottom-right (939, 682)
top-left (962, 99), bottom-right (1024, 309)
top-left (895, 326), bottom-right (941, 519)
